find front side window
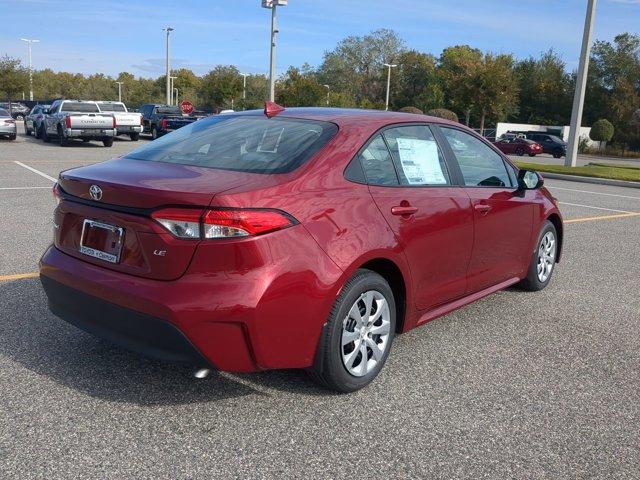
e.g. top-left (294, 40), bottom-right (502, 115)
top-left (125, 115), bottom-right (338, 174)
top-left (383, 125), bottom-right (450, 186)
top-left (357, 135), bottom-right (398, 186)
top-left (441, 127), bottom-right (512, 188)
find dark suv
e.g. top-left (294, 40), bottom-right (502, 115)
top-left (525, 133), bottom-right (567, 158)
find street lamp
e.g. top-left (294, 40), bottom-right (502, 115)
top-left (262, 0), bottom-right (287, 102)
top-left (163, 27), bottom-right (174, 105)
top-left (20, 38), bottom-right (39, 101)
top-left (169, 76), bottom-right (177, 105)
top-left (240, 73), bottom-right (249, 104)
top-left (174, 88), bottom-right (179, 106)
top-left (115, 81), bottom-right (123, 102)
top-left (566, 0), bottom-right (597, 167)
top-left (383, 63), bottom-right (397, 111)
top-left (323, 84), bottom-right (330, 106)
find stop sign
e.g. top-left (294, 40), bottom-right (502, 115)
top-left (180, 100), bottom-right (194, 115)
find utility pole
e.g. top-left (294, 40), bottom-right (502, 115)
top-left (115, 81), bottom-right (123, 102)
top-left (262, 1), bottom-right (287, 102)
top-left (324, 84), bottom-right (330, 106)
top-left (163, 27), bottom-right (174, 105)
top-left (20, 38), bottom-right (39, 101)
top-left (169, 76), bottom-right (177, 105)
top-left (383, 63), bottom-right (397, 111)
top-left (566, 0), bottom-right (597, 167)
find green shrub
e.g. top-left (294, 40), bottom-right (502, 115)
top-left (427, 108), bottom-right (459, 123)
top-left (398, 106), bottom-right (423, 114)
top-left (590, 119), bottom-right (615, 143)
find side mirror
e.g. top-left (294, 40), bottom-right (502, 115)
top-left (518, 169), bottom-right (544, 190)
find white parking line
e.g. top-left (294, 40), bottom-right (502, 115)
top-left (559, 201), bottom-right (636, 214)
top-left (0, 186), bottom-right (52, 191)
top-left (13, 161), bottom-right (56, 183)
top-left (548, 186), bottom-right (640, 201)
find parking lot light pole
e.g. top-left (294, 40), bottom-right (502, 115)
top-left (566, 0), bottom-right (597, 167)
top-left (115, 81), bottom-right (123, 102)
top-left (240, 73), bottom-right (248, 103)
top-left (324, 85), bottom-right (330, 106)
top-left (383, 63), bottom-right (397, 111)
top-left (163, 27), bottom-right (174, 106)
top-left (169, 76), bottom-right (177, 105)
top-left (262, 1), bottom-right (287, 102)
top-left (174, 88), bottom-right (179, 105)
top-left (20, 38), bottom-right (39, 101)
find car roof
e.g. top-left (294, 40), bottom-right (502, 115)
top-left (232, 107), bottom-right (461, 129)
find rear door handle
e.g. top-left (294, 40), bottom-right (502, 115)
top-left (474, 204), bottom-right (492, 214)
top-left (391, 205), bottom-right (418, 216)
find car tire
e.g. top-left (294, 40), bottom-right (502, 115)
top-left (130, 132), bottom-right (140, 141)
top-left (16, 114), bottom-right (24, 121)
top-left (9, 133), bottom-right (16, 141)
top-left (308, 269), bottom-right (396, 393)
top-left (103, 137), bottom-right (114, 147)
top-left (151, 126), bottom-right (158, 140)
top-left (40, 125), bottom-right (50, 142)
top-left (517, 220), bottom-right (558, 292)
top-left (24, 123), bottom-right (31, 136)
top-left (516, 147), bottom-right (525, 156)
top-left (528, 153), bottom-right (536, 157)
top-left (553, 152), bottom-right (563, 159)
top-left (57, 125), bottom-right (68, 147)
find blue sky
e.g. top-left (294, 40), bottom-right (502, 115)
top-left (1, 0), bottom-right (639, 78)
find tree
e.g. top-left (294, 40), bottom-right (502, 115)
top-left (590, 119), bottom-right (614, 151)
top-left (0, 56), bottom-right (29, 111)
top-left (318, 28), bottom-right (405, 106)
top-left (276, 65), bottom-right (326, 107)
top-left (439, 45), bottom-right (483, 126)
top-left (474, 53), bottom-right (519, 134)
top-left (391, 50), bottom-right (443, 112)
top-left (427, 108), bottom-right (458, 122)
top-left (199, 65), bottom-right (243, 112)
top-left (398, 106), bottom-right (423, 114)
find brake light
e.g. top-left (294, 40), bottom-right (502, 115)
top-left (64, 115), bottom-right (71, 128)
top-left (151, 208), bottom-right (296, 239)
top-left (140, 115), bottom-right (144, 126)
top-left (112, 115), bottom-right (117, 128)
top-left (52, 182), bottom-right (62, 205)
top-left (161, 118), bottom-right (167, 130)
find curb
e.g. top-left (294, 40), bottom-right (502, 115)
top-left (540, 172), bottom-right (640, 189)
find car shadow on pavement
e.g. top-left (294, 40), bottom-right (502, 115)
top-left (0, 279), bottom-right (269, 406)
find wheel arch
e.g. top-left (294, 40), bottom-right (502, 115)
top-left (547, 213), bottom-right (563, 262)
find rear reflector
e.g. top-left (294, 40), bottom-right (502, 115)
top-left (151, 208), bottom-right (296, 239)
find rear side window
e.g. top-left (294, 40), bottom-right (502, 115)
top-left (98, 103), bottom-right (126, 112)
top-left (0, 108), bottom-right (9, 116)
top-left (357, 135), bottom-right (399, 186)
top-left (125, 116), bottom-right (338, 174)
top-left (60, 102), bottom-right (100, 113)
top-left (383, 125), bottom-right (450, 186)
top-left (441, 127), bottom-right (512, 188)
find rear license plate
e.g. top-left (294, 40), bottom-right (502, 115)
top-left (79, 219), bottom-right (124, 264)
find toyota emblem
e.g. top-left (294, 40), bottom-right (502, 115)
top-left (89, 185), bottom-right (102, 201)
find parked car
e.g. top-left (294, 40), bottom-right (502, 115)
top-left (0, 102), bottom-right (30, 120)
top-left (0, 108), bottom-right (17, 140)
top-left (41, 100), bottom-right (117, 147)
top-left (24, 104), bottom-right (50, 137)
top-left (96, 101), bottom-right (143, 141)
top-left (139, 103), bottom-right (197, 139)
top-left (494, 137), bottom-right (543, 157)
top-left (40, 103), bottom-right (563, 392)
top-left (525, 133), bottom-right (567, 158)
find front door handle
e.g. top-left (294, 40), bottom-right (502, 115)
top-left (474, 204), bottom-right (492, 215)
top-left (391, 205), bottom-right (418, 216)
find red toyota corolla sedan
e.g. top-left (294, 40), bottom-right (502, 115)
top-left (40, 103), bottom-right (563, 392)
top-left (494, 137), bottom-right (543, 157)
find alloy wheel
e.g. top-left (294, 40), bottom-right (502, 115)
top-left (537, 231), bottom-right (556, 283)
top-left (341, 290), bottom-right (391, 377)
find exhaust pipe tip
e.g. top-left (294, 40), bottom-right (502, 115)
top-left (193, 368), bottom-right (212, 379)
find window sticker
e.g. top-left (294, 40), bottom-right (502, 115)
top-left (396, 138), bottom-right (447, 185)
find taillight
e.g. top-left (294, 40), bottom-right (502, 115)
top-left (161, 118), bottom-right (167, 130)
top-left (52, 182), bottom-right (61, 205)
top-left (140, 115), bottom-right (144, 126)
top-left (112, 115), bottom-right (117, 128)
top-left (64, 115), bottom-right (71, 128)
top-left (151, 208), bottom-right (296, 239)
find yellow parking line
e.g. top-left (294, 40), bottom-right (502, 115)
top-left (565, 212), bottom-right (640, 224)
top-left (0, 272), bottom-right (39, 282)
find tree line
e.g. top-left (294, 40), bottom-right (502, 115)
top-left (1, 28), bottom-right (639, 150)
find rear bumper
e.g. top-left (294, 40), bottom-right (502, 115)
top-left (116, 125), bottom-right (143, 134)
top-left (0, 124), bottom-right (17, 135)
top-left (66, 128), bottom-right (116, 138)
top-left (41, 275), bottom-right (210, 366)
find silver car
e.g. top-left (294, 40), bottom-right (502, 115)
top-left (0, 108), bottom-right (17, 140)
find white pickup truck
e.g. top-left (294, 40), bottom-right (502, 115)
top-left (96, 101), bottom-right (143, 141)
top-left (42, 100), bottom-right (117, 147)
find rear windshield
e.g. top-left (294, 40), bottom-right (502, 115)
top-left (125, 115), bottom-right (338, 174)
top-left (61, 102), bottom-right (100, 113)
top-left (157, 106), bottom-right (181, 115)
top-left (98, 103), bottom-right (126, 112)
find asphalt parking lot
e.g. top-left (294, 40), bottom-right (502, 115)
top-left (1, 130), bottom-right (639, 479)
